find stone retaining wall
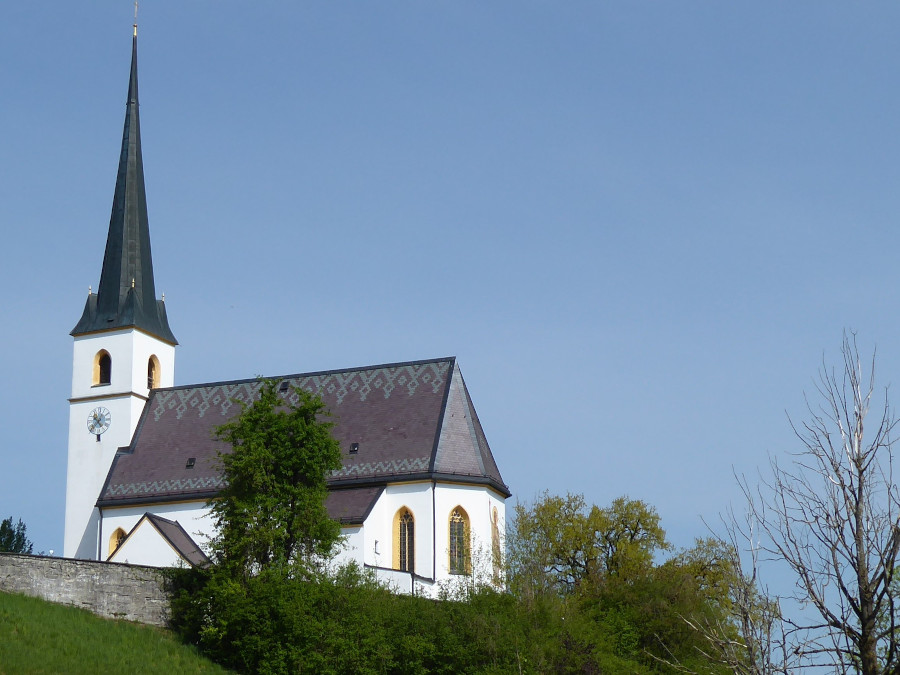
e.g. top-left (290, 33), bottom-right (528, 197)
top-left (0, 552), bottom-right (169, 626)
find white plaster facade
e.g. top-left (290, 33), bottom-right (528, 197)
top-left (64, 328), bottom-right (175, 560)
top-left (335, 482), bottom-right (506, 587)
top-left (102, 501), bottom-right (211, 563)
top-left (99, 482), bottom-right (505, 596)
top-left (109, 517), bottom-right (193, 568)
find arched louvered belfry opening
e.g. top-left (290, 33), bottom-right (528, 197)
top-left (147, 354), bottom-right (160, 389)
top-left (94, 350), bottom-right (112, 386)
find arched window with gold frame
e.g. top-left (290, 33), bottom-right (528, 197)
top-left (147, 355), bottom-right (160, 389)
top-left (108, 527), bottom-right (127, 558)
top-left (94, 350), bottom-right (112, 386)
top-left (449, 506), bottom-right (470, 575)
top-left (393, 508), bottom-right (415, 573)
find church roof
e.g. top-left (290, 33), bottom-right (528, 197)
top-left (326, 486), bottom-right (384, 525)
top-left (71, 30), bottom-right (176, 344)
top-left (97, 357), bottom-right (509, 508)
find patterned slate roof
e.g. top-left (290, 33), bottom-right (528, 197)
top-left (98, 357), bottom-right (509, 507)
top-left (325, 487), bottom-right (384, 525)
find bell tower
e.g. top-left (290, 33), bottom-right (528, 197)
top-left (64, 25), bottom-right (177, 559)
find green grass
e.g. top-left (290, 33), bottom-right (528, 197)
top-left (0, 591), bottom-right (232, 675)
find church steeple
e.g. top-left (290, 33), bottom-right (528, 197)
top-left (71, 28), bottom-right (176, 344)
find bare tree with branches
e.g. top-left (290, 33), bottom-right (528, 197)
top-left (736, 334), bottom-right (900, 673)
top-left (705, 505), bottom-right (820, 674)
top-left (653, 506), bottom-right (797, 675)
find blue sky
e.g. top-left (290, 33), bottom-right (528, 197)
top-left (2, 2), bottom-right (900, 555)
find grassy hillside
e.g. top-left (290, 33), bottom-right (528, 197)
top-left (0, 591), bottom-right (232, 675)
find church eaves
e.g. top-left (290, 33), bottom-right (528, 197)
top-left (71, 29), bottom-right (176, 344)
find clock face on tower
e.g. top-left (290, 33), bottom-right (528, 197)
top-left (87, 407), bottom-right (111, 436)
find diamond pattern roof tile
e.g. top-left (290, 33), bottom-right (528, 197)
top-left (98, 357), bottom-right (509, 507)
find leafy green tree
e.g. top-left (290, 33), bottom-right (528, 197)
top-left (507, 491), bottom-right (668, 598)
top-left (0, 516), bottom-right (33, 554)
top-left (169, 379), bottom-right (348, 671)
top-left (507, 492), bottom-right (737, 673)
top-left (169, 562), bottom-right (658, 675)
top-left (209, 379), bottom-right (343, 580)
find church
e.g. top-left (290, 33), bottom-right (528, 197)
top-left (63, 28), bottom-right (509, 595)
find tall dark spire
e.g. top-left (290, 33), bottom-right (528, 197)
top-left (72, 28), bottom-right (176, 344)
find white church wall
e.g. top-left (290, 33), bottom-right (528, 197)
top-left (71, 330), bottom-right (128, 399)
top-left (369, 482), bottom-right (435, 579)
top-left (65, 396), bottom-right (151, 559)
top-left (101, 502), bottom-right (213, 562)
top-left (65, 395), bottom-right (135, 559)
top-left (65, 329), bottom-right (176, 559)
top-left (433, 484), bottom-right (505, 584)
top-left (359, 492), bottom-right (390, 571)
top-left (356, 481), bottom-right (506, 588)
top-left (331, 525), bottom-right (363, 568)
top-left (109, 519), bottom-right (187, 568)
top-left (95, 483), bottom-right (505, 598)
top-left (373, 567), bottom-right (418, 594)
top-left (71, 330), bottom-right (174, 400)
top-left (129, 330), bottom-right (176, 393)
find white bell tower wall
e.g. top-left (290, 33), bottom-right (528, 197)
top-left (64, 328), bottom-right (175, 559)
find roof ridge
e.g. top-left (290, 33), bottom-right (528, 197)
top-left (144, 512), bottom-right (178, 527)
top-left (151, 356), bottom-right (458, 393)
